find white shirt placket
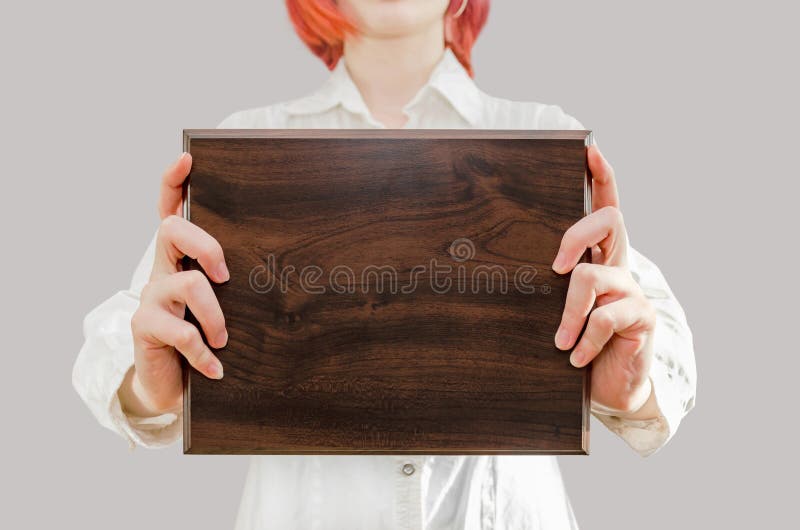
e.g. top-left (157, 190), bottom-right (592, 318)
top-left (395, 455), bottom-right (424, 529)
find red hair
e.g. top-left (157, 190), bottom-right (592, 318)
top-left (285, 0), bottom-right (490, 77)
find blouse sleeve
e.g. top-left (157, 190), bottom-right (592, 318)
top-left (71, 231), bottom-right (182, 449)
top-left (591, 243), bottom-right (697, 456)
top-left (72, 111), bottom-right (264, 449)
top-left (551, 108), bottom-right (697, 456)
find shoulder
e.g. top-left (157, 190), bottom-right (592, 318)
top-left (215, 100), bottom-right (298, 129)
top-left (477, 91), bottom-right (585, 130)
top-left (215, 86), bottom-right (337, 128)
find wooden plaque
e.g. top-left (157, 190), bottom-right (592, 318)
top-left (182, 129), bottom-right (593, 455)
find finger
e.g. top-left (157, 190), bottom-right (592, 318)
top-left (152, 215), bottom-right (229, 283)
top-left (569, 297), bottom-right (654, 368)
top-left (140, 307), bottom-right (224, 379)
top-left (555, 264), bottom-right (639, 350)
top-left (587, 145), bottom-right (619, 211)
top-left (152, 270), bottom-right (228, 349)
top-left (552, 206), bottom-right (628, 273)
top-left (158, 152), bottom-right (192, 220)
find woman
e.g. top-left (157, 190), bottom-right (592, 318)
top-left (73, 1), bottom-right (696, 528)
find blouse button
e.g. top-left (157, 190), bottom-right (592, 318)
top-left (401, 463), bottom-right (415, 476)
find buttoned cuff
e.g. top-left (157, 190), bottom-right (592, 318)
top-left (591, 349), bottom-right (685, 457)
top-left (111, 378), bottom-right (183, 450)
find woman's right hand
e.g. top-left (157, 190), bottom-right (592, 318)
top-left (122, 153), bottom-right (230, 416)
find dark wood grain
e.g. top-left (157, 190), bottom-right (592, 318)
top-left (182, 129), bottom-right (593, 455)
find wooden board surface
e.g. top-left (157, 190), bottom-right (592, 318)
top-left (182, 129), bottom-right (592, 454)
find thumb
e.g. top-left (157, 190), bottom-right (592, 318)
top-left (588, 145), bottom-right (620, 211)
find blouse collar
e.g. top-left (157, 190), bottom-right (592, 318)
top-left (284, 48), bottom-right (483, 126)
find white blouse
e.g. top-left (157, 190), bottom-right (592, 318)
top-left (72, 48), bottom-right (696, 530)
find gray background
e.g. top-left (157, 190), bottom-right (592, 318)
top-left (2, 0), bottom-right (797, 528)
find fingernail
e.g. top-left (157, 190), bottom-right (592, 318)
top-left (570, 351), bottom-right (583, 367)
top-left (215, 329), bottom-right (229, 348)
top-left (208, 358), bottom-right (224, 379)
top-left (552, 253), bottom-right (565, 273)
top-left (555, 326), bottom-right (571, 349)
top-left (553, 254), bottom-right (567, 274)
top-left (216, 261), bottom-right (230, 282)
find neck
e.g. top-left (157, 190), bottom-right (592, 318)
top-left (343, 23), bottom-right (445, 128)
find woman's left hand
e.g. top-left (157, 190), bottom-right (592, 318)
top-left (551, 145), bottom-right (659, 419)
